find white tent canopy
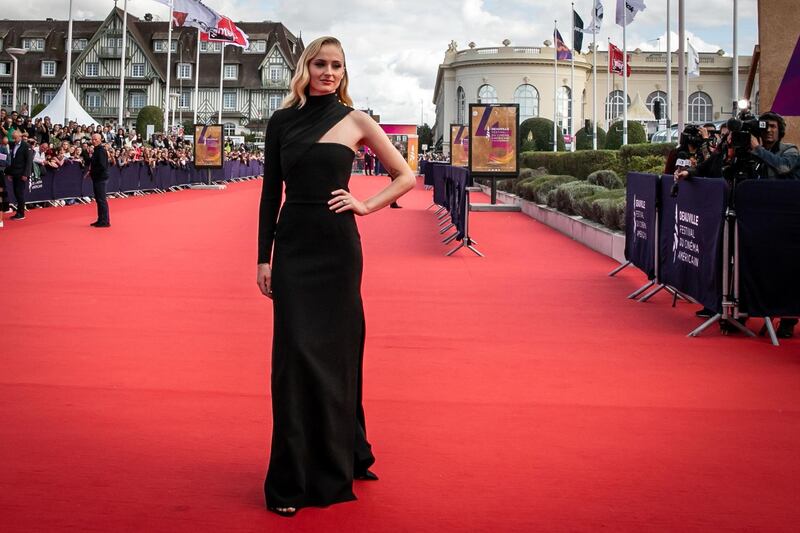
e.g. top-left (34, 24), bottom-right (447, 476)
top-left (627, 92), bottom-right (656, 122)
top-left (32, 81), bottom-right (99, 127)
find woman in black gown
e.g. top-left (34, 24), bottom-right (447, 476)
top-left (256, 36), bottom-right (416, 517)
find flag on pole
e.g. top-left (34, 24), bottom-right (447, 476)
top-left (153, 0), bottom-right (250, 48)
top-left (555, 29), bottom-right (572, 61)
top-left (609, 42), bottom-right (632, 77)
top-left (687, 40), bottom-right (700, 78)
top-left (581, 0), bottom-right (604, 33)
top-left (616, 0), bottom-right (646, 26)
top-left (573, 10), bottom-right (585, 53)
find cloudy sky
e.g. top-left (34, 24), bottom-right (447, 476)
top-left (7, 0), bottom-right (758, 123)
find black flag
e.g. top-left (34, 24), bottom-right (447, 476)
top-left (573, 10), bottom-right (585, 53)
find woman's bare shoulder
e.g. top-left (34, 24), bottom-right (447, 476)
top-left (349, 110), bottom-right (381, 130)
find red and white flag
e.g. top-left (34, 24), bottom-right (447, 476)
top-left (608, 42), bottom-right (632, 77)
top-left (153, 0), bottom-right (250, 49)
top-left (203, 16), bottom-right (250, 49)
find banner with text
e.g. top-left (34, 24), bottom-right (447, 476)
top-left (658, 176), bottom-right (727, 312)
top-left (623, 173), bottom-right (659, 279)
top-left (468, 103), bottom-right (519, 176)
top-left (736, 180), bottom-right (800, 317)
top-left (450, 124), bottom-right (469, 167)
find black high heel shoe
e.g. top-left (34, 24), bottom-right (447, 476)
top-left (354, 469), bottom-right (379, 481)
top-left (268, 506), bottom-right (298, 518)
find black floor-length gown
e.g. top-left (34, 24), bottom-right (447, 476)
top-left (258, 93), bottom-right (375, 510)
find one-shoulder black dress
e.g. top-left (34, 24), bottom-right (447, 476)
top-left (258, 93), bottom-right (375, 510)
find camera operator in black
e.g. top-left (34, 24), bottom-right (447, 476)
top-left (750, 112), bottom-right (799, 179)
top-left (665, 124), bottom-right (714, 174)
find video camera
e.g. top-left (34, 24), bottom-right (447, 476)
top-left (722, 99), bottom-right (765, 182)
top-left (679, 124), bottom-right (705, 148)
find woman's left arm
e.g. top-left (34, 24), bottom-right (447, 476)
top-left (329, 111), bottom-right (416, 215)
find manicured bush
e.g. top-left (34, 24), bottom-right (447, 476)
top-left (521, 150), bottom-right (621, 180)
top-left (574, 189), bottom-right (626, 222)
top-left (575, 124), bottom-right (607, 150)
top-left (596, 196), bottom-right (626, 231)
top-left (520, 117), bottom-right (566, 152)
top-left (605, 120), bottom-right (647, 150)
top-left (516, 175), bottom-right (575, 203)
top-left (31, 103), bottom-right (46, 117)
top-left (625, 155), bottom-right (666, 176)
top-left (586, 169), bottom-right (624, 189)
top-left (136, 106), bottom-right (164, 136)
top-left (511, 167), bottom-right (547, 196)
top-left (549, 181), bottom-right (608, 214)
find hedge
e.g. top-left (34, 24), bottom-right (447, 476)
top-left (520, 117), bottom-right (566, 152)
top-left (136, 106), bottom-right (164, 137)
top-left (575, 124), bottom-right (607, 150)
top-left (516, 175), bottom-right (576, 203)
top-left (521, 150), bottom-right (621, 180)
top-left (605, 120), bottom-right (647, 149)
top-left (573, 189), bottom-right (626, 228)
top-left (548, 181), bottom-right (608, 214)
top-left (586, 169), bottom-right (623, 189)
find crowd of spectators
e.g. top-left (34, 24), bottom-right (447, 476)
top-left (0, 108), bottom-right (264, 179)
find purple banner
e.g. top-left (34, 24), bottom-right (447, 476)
top-left (773, 35), bottom-right (800, 116)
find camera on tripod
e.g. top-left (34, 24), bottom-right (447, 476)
top-left (723, 99), bottom-right (765, 182)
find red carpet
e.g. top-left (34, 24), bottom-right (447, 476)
top-left (1, 177), bottom-right (800, 532)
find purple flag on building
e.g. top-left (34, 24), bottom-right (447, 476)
top-left (773, 35), bottom-right (800, 116)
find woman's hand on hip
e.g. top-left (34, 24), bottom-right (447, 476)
top-left (257, 263), bottom-right (273, 299)
top-left (329, 189), bottom-right (369, 216)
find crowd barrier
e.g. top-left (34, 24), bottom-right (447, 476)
top-left (422, 161), bottom-right (482, 257)
top-left (616, 172), bottom-right (800, 345)
top-left (3, 159), bottom-right (264, 205)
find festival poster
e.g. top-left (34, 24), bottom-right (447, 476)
top-left (380, 124), bottom-right (419, 172)
top-left (469, 104), bottom-right (519, 175)
top-left (194, 124), bottom-right (224, 169)
top-left (450, 124), bottom-right (469, 167)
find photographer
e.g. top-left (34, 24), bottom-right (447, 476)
top-left (750, 112), bottom-right (799, 179)
top-left (666, 124), bottom-right (715, 175)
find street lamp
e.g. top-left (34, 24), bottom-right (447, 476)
top-left (6, 47), bottom-right (27, 113)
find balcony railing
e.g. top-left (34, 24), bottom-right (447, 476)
top-left (98, 47), bottom-right (132, 59)
top-left (264, 76), bottom-right (290, 89)
top-left (456, 46), bottom-right (543, 59)
top-left (85, 106), bottom-right (144, 117)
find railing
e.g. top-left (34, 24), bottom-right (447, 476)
top-left (85, 106), bottom-right (144, 117)
top-left (264, 76), bottom-right (291, 89)
top-left (456, 46), bottom-right (543, 59)
top-left (98, 46), bottom-right (132, 59)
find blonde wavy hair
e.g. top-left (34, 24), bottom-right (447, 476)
top-left (282, 36), bottom-right (354, 109)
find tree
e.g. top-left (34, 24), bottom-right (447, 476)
top-left (520, 117), bottom-right (566, 152)
top-left (181, 120), bottom-right (196, 136)
top-left (605, 120), bottom-right (646, 150)
top-left (31, 103), bottom-right (47, 117)
top-left (136, 106), bottom-right (164, 138)
top-left (575, 123), bottom-right (607, 150)
top-left (417, 123), bottom-right (433, 148)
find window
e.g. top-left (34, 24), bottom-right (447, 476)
top-left (131, 63), bottom-right (145, 78)
top-left (269, 66), bottom-right (284, 82)
top-left (85, 62), bottom-right (99, 77)
top-left (754, 91), bottom-right (760, 116)
top-left (223, 64), bottom-right (238, 80)
top-left (178, 90), bottom-right (191, 109)
top-left (646, 91), bottom-right (667, 121)
top-left (200, 41), bottom-right (222, 53)
top-left (0, 37), bottom-right (3, 52)
top-left (268, 94), bottom-right (283, 114)
top-left (84, 90), bottom-right (101, 109)
top-left (269, 51), bottom-right (285, 64)
top-left (477, 84), bottom-right (497, 104)
top-left (457, 86), bottom-right (466, 124)
top-left (154, 40), bottom-right (177, 53)
top-left (223, 91), bottom-right (237, 110)
top-left (606, 90), bottom-right (630, 122)
top-left (245, 40), bottom-right (266, 53)
top-left (688, 91), bottom-right (713, 123)
top-left (23, 38), bottom-right (45, 51)
top-left (128, 90), bottom-right (146, 110)
top-left (223, 122), bottom-right (236, 136)
top-left (0, 62), bottom-right (10, 76)
top-left (177, 63), bottom-right (192, 80)
top-left (42, 90), bottom-right (55, 105)
top-left (557, 86), bottom-right (572, 133)
top-left (41, 61), bottom-right (56, 77)
top-left (514, 84), bottom-right (539, 121)
top-left (71, 39), bottom-right (88, 51)
top-left (1, 92), bottom-right (11, 108)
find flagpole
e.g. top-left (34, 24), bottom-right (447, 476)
top-left (666, 0), bottom-right (672, 127)
top-left (607, 37), bottom-right (611, 130)
top-left (592, 4), bottom-right (598, 150)
top-left (194, 29), bottom-right (200, 125)
top-left (553, 20), bottom-right (558, 153)
top-left (732, 0), bottom-right (739, 115)
top-left (622, 3), bottom-right (628, 146)
top-left (218, 43), bottom-right (225, 124)
top-left (677, 0), bottom-right (685, 133)
top-left (64, 0), bottom-right (73, 124)
top-left (118, 0), bottom-right (128, 128)
top-left (570, 3), bottom-right (576, 152)
top-left (164, 0), bottom-right (174, 133)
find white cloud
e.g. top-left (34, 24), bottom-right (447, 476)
top-left (2, 0), bottom-right (757, 123)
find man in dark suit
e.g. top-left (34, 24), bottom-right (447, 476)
top-left (88, 133), bottom-right (111, 227)
top-left (4, 129), bottom-right (33, 220)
